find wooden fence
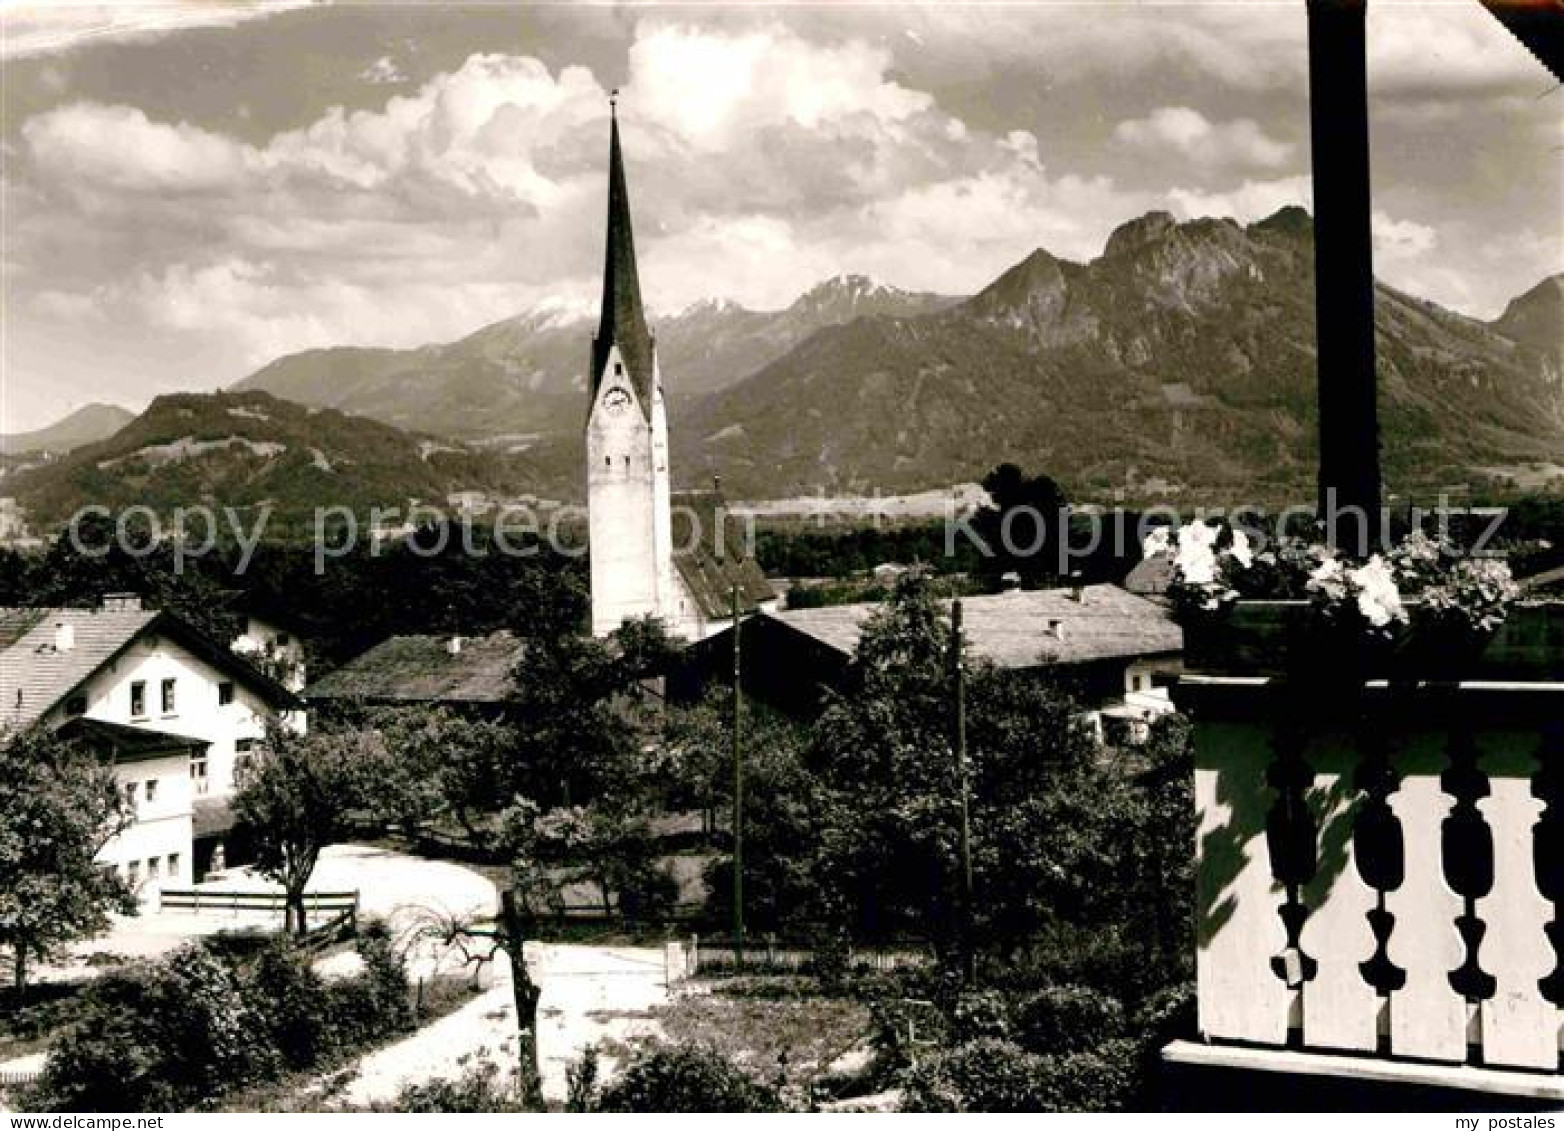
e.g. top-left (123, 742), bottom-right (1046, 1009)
top-left (157, 888), bottom-right (360, 944)
top-left (685, 935), bottom-right (932, 975)
top-left (0, 1067), bottom-right (40, 1092)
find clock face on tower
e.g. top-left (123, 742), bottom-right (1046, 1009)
top-left (602, 387), bottom-right (631, 414)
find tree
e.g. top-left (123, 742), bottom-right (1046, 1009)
top-left (534, 804), bottom-right (672, 921)
top-left (808, 572), bottom-right (1108, 959)
top-left (970, 463), bottom-right (1070, 586)
top-left (504, 616), bottom-right (682, 808)
top-left (0, 726), bottom-right (134, 999)
top-left (367, 706), bottom-right (513, 846)
top-left (231, 722), bottom-right (377, 936)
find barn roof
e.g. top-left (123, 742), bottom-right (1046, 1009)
top-left (671, 489), bottom-right (776, 621)
top-left (305, 631), bottom-right (525, 705)
top-left (766, 584), bottom-right (1182, 669)
top-left (0, 605), bottom-right (297, 731)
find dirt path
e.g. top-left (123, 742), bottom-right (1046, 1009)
top-left (335, 942), bottom-right (672, 1108)
top-left (530, 944), bottom-right (671, 1106)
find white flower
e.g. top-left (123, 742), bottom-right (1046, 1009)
top-left (1307, 558), bottom-right (1343, 586)
top-left (1227, 529), bottom-right (1254, 569)
top-left (1184, 520), bottom-right (1219, 550)
top-left (1175, 540), bottom-right (1218, 586)
top-left (1348, 555), bottom-right (1406, 628)
top-left (1141, 527), bottom-right (1172, 559)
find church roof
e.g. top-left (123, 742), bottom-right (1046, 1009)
top-left (671, 490), bottom-right (776, 621)
top-left (591, 109), bottom-right (656, 420)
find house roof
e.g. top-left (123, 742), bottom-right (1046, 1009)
top-left (305, 630), bottom-right (526, 704)
top-left (57, 716), bottom-right (209, 764)
top-left (671, 489), bottom-right (776, 621)
top-left (766, 584), bottom-right (1183, 669)
top-left (0, 605), bottom-right (299, 732)
top-left (1124, 551), bottom-right (1175, 596)
top-left (590, 110), bottom-right (656, 419)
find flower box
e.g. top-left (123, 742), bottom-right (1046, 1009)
top-left (1183, 599), bottom-right (1564, 681)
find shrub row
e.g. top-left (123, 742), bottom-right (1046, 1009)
top-left (27, 922), bottom-right (412, 1113)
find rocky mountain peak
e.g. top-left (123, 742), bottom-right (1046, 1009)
top-left (1250, 205), bottom-right (1313, 241)
top-left (1101, 211), bottom-right (1179, 260)
top-left (1492, 273), bottom-right (1563, 355)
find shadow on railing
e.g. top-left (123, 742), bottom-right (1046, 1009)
top-left (1178, 676), bottom-right (1563, 1074)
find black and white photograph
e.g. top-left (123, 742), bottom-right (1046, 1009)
top-left (0, 0), bottom-right (1560, 1116)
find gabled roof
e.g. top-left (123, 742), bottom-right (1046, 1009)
top-left (305, 630), bottom-right (525, 705)
top-left (0, 606), bottom-right (300, 732)
top-left (590, 109), bottom-right (656, 419)
top-left (765, 584), bottom-right (1182, 669)
top-left (671, 489), bottom-right (776, 621)
top-left (57, 716), bottom-right (209, 764)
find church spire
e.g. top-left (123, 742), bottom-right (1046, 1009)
top-left (592, 94), bottom-right (656, 417)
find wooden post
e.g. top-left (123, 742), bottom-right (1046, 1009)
top-left (1307, 0), bottom-right (1381, 548)
top-left (731, 584), bottom-right (746, 967)
top-left (951, 599), bottom-right (976, 985)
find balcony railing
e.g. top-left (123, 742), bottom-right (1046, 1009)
top-left (1175, 613), bottom-right (1562, 1077)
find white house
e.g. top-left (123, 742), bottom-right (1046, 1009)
top-left (0, 593), bottom-right (304, 898)
top-left (228, 606), bottom-right (307, 692)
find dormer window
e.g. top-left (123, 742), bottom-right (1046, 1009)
top-left (615, 362), bottom-right (623, 375)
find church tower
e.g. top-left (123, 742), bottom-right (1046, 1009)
top-left (586, 101), bottom-right (675, 637)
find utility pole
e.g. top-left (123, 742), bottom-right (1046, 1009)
top-left (951, 599), bottom-right (975, 985)
top-left (731, 583), bottom-right (745, 965)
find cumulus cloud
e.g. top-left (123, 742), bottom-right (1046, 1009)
top-left (5, 8), bottom-right (1556, 428)
top-left (1114, 107), bottom-right (1295, 171)
top-left (14, 20), bottom-right (1168, 351)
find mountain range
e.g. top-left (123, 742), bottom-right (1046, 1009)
top-left (677, 208), bottom-right (1563, 499)
top-left (6, 208), bottom-right (1561, 523)
top-left (233, 274), bottom-right (956, 447)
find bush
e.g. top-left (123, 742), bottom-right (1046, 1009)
top-left (1013, 984), bottom-right (1126, 1056)
top-left (34, 944), bottom-right (278, 1112)
top-left (356, 919), bottom-right (413, 1036)
top-left (900, 1035), bottom-right (1138, 1113)
top-left (1030, 1039), bottom-right (1138, 1111)
top-left (901, 1038), bottom-right (1044, 1112)
top-left (393, 1059), bottom-right (521, 1112)
top-left (245, 941), bottom-right (335, 1070)
top-left (595, 1045), bottom-right (783, 1113)
top-left (617, 862), bottom-right (679, 926)
top-left (952, 989), bottom-right (1012, 1043)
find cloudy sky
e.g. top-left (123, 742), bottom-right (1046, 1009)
top-left (2, 1), bottom-right (1559, 432)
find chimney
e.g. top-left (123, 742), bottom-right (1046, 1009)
top-left (101, 592), bottom-right (142, 612)
top-left (446, 635), bottom-right (463, 656)
top-left (1071, 586), bottom-right (1086, 603)
top-left (1046, 618), bottom-right (1066, 641)
top-left (55, 621), bottom-right (75, 652)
